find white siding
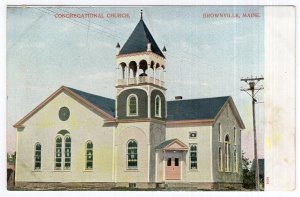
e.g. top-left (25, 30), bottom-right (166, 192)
top-left (166, 126), bottom-right (213, 182)
top-left (15, 92), bottom-right (114, 182)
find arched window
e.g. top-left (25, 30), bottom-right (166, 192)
top-left (155, 95), bottom-right (161, 117)
top-left (218, 123), bottom-right (222, 142)
top-left (55, 136), bottom-right (62, 170)
top-left (190, 144), bottom-right (197, 169)
top-left (64, 136), bottom-right (71, 170)
top-left (127, 140), bottom-right (138, 169)
top-left (225, 135), bottom-right (230, 172)
top-left (218, 147), bottom-right (223, 171)
top-left (34, 143), bottom-right (41, 170)
top-left (127, 94), bottom-right (138, 116)
top-left (86, 141), bottom-right (93, 170)
top-left (233, 150), bottom-right (238, 172)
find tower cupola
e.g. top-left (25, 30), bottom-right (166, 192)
top-left (115, 11), bottom-right (166, 88)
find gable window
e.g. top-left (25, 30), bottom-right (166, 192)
top-left (127, 140), bottom-right (138, 169)
top-left (86, 141), bottom-right (93, 170)
top-left (224, 135), bottom-right (230, 172)
top-left (64, 136), bottom-right (71, 170)
top-left (127, 94), bottom-right (138, 116)
top-left (55, 136), bottom-right (62, 170)
top-left (218, 147), bottom-right (223, 171)
top-left (189, 131), bottom-right (197, 139)
top-left (190, 144), bottom-right (197, 170)
top-left (155, 95), bottom-right (161, 117)
top-left (34, 143), bottom-right (41, 170)
top-left (218, 123), bottom-right (222, 142)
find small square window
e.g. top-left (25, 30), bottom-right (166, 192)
top-left (189, 131), bottom-right (197, 139)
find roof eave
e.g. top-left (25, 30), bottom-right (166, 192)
top-left (166, 119), bottom-right (214, 127)
top-left (213, 97), bottom-right (246, 129)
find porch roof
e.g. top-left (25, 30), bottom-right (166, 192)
top-left (156, 138), bottom-right (188, 151)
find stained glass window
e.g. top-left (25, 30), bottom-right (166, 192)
top-left (127, 140), bottom-right (137, 169)
top-left (86, 141), bottom-right (93, 170)
top-left (55, 137), bottom-right (62, 170)
top-left (64, 136), bottom-right (71, 170)
top-left (34, 143), bottom-right (41, 170)
top-left (190, 144), bottom-right (197, 169)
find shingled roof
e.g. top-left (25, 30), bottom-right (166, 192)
top-left (14, 86), bottom-right (241, 128)
top-left (119, 18), bottom-right (165, 58)
top-left (167, 96), bottom-right (229, 121)
top-left (68, 88), bottom-right (229, 122)
top-left (67, 87), bottom-right (115, 117)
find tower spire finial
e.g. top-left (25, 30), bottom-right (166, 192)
top-left (140, 9), bottom-right (143, 20)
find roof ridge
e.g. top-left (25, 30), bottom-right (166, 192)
top-left (167, 96), bottom-right (230, 102)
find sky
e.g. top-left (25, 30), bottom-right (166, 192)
top-left (6, 6), bottom-right (264, 160)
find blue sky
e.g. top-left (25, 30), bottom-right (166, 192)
top-left (7, 6), bottom-right (264, 159)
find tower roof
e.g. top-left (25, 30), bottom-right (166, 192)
top-left (119, 17), bottom-right (165, 58)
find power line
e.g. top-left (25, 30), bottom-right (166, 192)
top-left (34, 7), bottom-right (249, 77)
top-left (53, 7), bottom-right (234, 75)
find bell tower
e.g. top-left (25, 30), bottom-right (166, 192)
top-left (115, 10), bottom-right (167, 121)
top-left (114, 11), bottom-right (167, 183)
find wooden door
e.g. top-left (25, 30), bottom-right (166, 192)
top-left (165, 156), bottom-right (181, 180)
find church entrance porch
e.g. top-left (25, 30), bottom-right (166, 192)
top-left (155, 138), bottom-right (188, 182)
top-left (165, 151), bottom-right (182, 180)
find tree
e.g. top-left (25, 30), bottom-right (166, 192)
top-left (241, 152), bottom-right (255, 189)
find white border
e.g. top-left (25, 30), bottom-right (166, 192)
top-left (1, 0), bottom-right (299, 197)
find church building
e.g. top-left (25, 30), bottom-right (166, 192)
top-left (13, 13), bottom-right (245, 190)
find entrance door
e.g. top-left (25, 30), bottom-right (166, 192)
top-left (165, 156), bottom-right (181, 180)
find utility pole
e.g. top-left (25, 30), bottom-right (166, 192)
top-left (240, 76), bottom-right (264, 191)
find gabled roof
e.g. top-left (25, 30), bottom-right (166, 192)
top-left (167, 96), bottom-right (245, 129)
top-left (167, 96), bottom-right (229, 121)
top-left (119, 18), bottom-right (165, 58)
top-left (14, 86), bottom-right (244, 129)
top-left (156, 138), bottom-right (188, 151)
top-left (67, 87), bottom-right (115, 117)
top-left (13, 86), bottom-right (115, 128)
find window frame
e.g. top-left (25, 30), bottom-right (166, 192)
top-left (55, 135), bottom-right (63, 170)
top-left (155, 95), bottom-right (161, 117)
top-left (218, 123), bottom-right (222, 142)
top-left (218, 147), bottom-right (223, 172)
top-left (34, 143), bottom-right (42, 171)
top-left (85, 141), bottom-right (93, 170)
top-left (64, 135), bottom-right (72, 170)
top-left (224, 135), bottom-right (230, 172)
top-left (189, 144), bottom-right (198, 170)
top-left (234, 127), bottom-right (237, 145)
top-left (234, 149), bottom-right (238, 173)
top-left (189, 131), bottom-right (197, 139)
top-left (127, 139), bottom-right (138, 170)
top-left (127, 94), bottom-right (138, 116)
top-left (54, 133), bottom-right (72, 171)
